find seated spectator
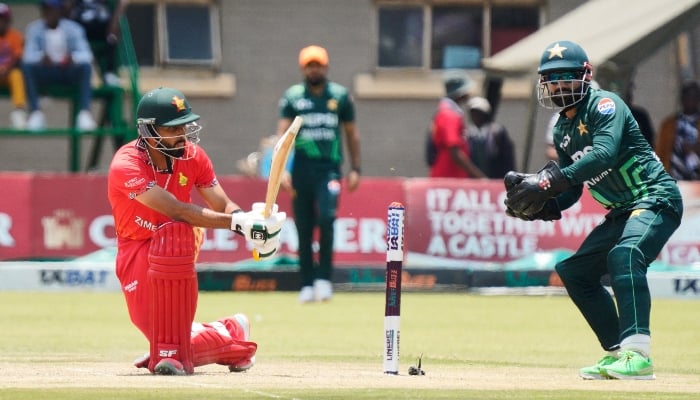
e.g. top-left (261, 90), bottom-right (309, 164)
top-left (656, 80), bottom-right (700, 180)
top-left (22, 0), bottom-right (96, 131)
top-left (0, 3), bottom-right (27, 128)
top-left (466, 96), bottom-right (515, 178)
top-left (65, 0), bottom-right (125, 86)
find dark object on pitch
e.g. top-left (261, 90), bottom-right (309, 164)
top-left (408, 354), bottom-right (426, 376)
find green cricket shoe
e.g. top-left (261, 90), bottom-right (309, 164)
top-left (602, 351), bottom-right (655, 380)
top-left (579, 355), bottom-right (618, 380)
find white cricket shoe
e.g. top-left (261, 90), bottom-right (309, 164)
top-left (298, 286), bottom-right (315, 303)
top-left (76, 110), bottom-right (97, 131)
top-left (233, 313), bottom-right (250, 340)
top-left (229, 313), bottom-right (255, 372)
top-left (314, 279), bottom-right (333, 301)
top-left (10, 109), bottom-right (27, 129)
top-left (27, 110), bottom-right (46, 131)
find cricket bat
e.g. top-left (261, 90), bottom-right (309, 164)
top-left (252, 115), bottom-right (302, 260)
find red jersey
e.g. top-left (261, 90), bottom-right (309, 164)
top-left (429, 98), bottom-right (471, 178)
top-left (107, 140), bottom-right (218, 241)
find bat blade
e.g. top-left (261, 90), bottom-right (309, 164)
top-left (263, 116), bottom-right (302, 217)
top-left (252, 115), bottom-right (302, 261)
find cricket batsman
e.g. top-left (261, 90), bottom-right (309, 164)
top-left (504, 41), bottom-right (682, 380)
top-left (108, 87), bottom-right (286, 375)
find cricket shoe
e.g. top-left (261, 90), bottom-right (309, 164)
top-left (134, 353), bottom-right (149, 369)
top-left (153, 358), bottom-right (187, 376)
top-left (601, 350), bottom-right (655, 380)
top-left (314, 279), bottom-right (333, 301)
top-left (579, 355), bottom-right (618, 380)
top-left (229, 313), bottom-right (255, 372)
top-left (298, 286), bottom-right (315, 303)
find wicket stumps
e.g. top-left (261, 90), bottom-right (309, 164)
top-left (383, 202), bottom-right (404, 374)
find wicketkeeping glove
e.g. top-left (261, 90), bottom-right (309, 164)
top-left (505, 160), bottom-right (570, 216)
top-left (503, 170), bottom-right (562, 221)
top-left (231, 202), bottom-right (286, 258)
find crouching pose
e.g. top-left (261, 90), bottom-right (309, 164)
top-left (504, 41), bottom-right (682, 380)
top-left (108, 87), bottom-right (285, 375)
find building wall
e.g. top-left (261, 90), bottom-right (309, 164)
top-left (0, 0), bottom-right (696, 177)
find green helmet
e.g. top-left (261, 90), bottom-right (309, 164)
top-left (538, 41), bottom-right (590, 74)
top-left (537, 41), bottom-right (594, 110)
top-left (136, 87), bottom-right (200, 127)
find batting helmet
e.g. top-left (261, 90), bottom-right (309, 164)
top-left (137, 87), bottom-right (200, 127)
top-left (136, 87), bottom-right (202, 160)
top-left (537, 41), bottom-right (594, 109)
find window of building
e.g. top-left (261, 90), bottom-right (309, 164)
top-left (375, 1), bottom-right (541, 70)
top-left (126, 0), bottom-right (222, 68)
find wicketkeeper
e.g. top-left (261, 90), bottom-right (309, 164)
top-left (504, 41), bottom-right (683, 380)
top-left (108, 87), bottom-right (286, 375)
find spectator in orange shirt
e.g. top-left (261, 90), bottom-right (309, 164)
top-left (0, 3), bottom-right (27, 128)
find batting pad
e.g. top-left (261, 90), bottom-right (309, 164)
top-left (191, 320), bottom-right (258, 367)
top-left (147, 222), bottom-right (198, 374)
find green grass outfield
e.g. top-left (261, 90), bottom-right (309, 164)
top-left (0, 291), bottom-right (698, 399)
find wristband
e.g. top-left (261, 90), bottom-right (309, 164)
top-left (351, 167), bottom-right (361, 174)
top-left (231, 209), bottom-right (244, 236)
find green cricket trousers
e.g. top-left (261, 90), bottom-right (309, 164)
top-left (292, 165), bottom-right (341, 288)
top-left (555, 196), bottom-right (683, 350)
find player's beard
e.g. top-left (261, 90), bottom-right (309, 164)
top-left (160, 140), bottom-right (187, 158)
top-left (552, 83), bottom-right (589, 108)
top-left (305, 75), bottom-right (327, 88)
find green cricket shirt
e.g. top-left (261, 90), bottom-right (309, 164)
top-left (552, 89), bottom-right (680, 210)
top-left (279, 82), bottom-right (355, 167)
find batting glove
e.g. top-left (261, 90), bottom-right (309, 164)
top-left (231, 202), bottom-right (286, 250)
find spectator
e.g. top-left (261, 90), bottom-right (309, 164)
top-left (656, 80), bottom-right (700, 180)
top-left (22, 0), bottom-right (97, 131)
top-left (466, 96), bottom-right (515, 178)
top-left (65, 0), bottom-right (124, 86)
top-left (0, 3), bottom-right (27, 129)
top-left (277, 45), bottom-right (361, 303)
top-left (624, 80), bottom-right (655, 147)
top-left (429, 75), bottom-right (485, 178)
top-left (68, 0), bottom-right (128, 170)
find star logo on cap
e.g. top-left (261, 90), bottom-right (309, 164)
top-left (547, 43), bottom-right (567, 59)
top-left (171, 96), bottom-right (186, 112)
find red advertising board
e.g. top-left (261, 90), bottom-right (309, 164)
top-left (404, 178), bottom-right (606, 266)
top-left (0, 173), bottom-right (33, 258)
top-left (1, 173), bottom-right (698, 268)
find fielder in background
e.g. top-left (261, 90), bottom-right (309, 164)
top-left (504, 41), bottom-right (682, 380)
top-left (108, 87), bottom-right (286, 375)
top-left (277, 45), bottom-right (361, 303)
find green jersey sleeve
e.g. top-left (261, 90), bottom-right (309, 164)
top-left (552, 90), bottom-right (678, 210)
